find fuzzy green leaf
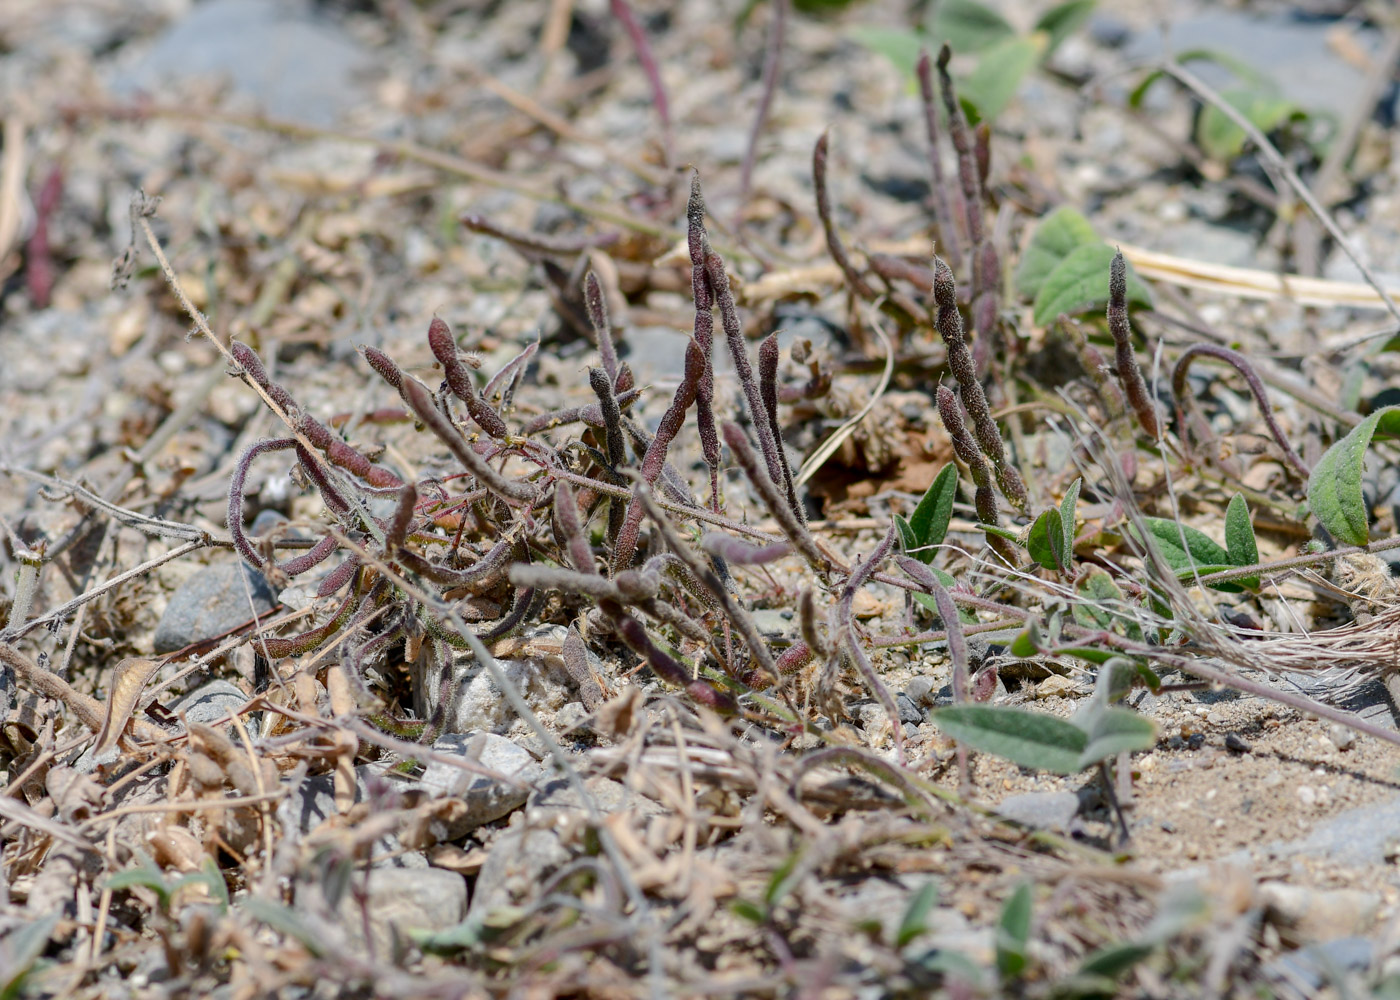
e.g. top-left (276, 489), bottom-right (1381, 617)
top-left (1134, 518), bottom-right (1230, 572)
top-left (1028, 507), bottom-right (1066, 571)
top-left (1009, 621), bottom-right (1041, 658)
top-left (960, 34), bottom-right (1044, 122)
top-left (1308, 405), bottom-right (1400, 546)
top-left (1076, 706), bottom-right (1157, 768)
top-left (897, 882), bottom-right (940, 948)
top-left (1223, 493), bottom-right (1259, 590)
top-left (849, 26), bottom-right (930, 81)
top-left (909, 463), bottom-right (959, 560)
top-left (1015, 206), bottom-right (1100, 300)
top-left (1032, 242), bottom-right (1153, 326)
top-left (1197, 86), bottom-right (1305, 161)
top-left (996, 883), bottom-right (1034, 978)
top-left (930, 0), bottom-right (1017, 53)
top-left (894, 514), bottom-right (919, 556)
top-left (1060, 478), bottom-right (1082, 557)
top-left (930, 705), bottom-right (1087, 773)
top-left (241, 899), bottom-right (327, 957)
top-left (1034, 0), bottom-right (1096, 54)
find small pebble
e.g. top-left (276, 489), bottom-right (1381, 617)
top-left (1225, 732), bottom-right (1252, 754)
top-left (1035, 675), bottom-right (1075, 699)
top-left (1297, 785), bottom-right (1317, 807)
top-left (1327, 724), bottom-right (1356, 751)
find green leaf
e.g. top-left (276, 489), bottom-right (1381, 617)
top-left (978, 523), bottom-right (1023, 544)
top-left (1034, 0), bottom-right (1096, 55)
top-left (996, 883), bottom-right (1033, 979)
top-left (1197, 85), bottom-right (1305, 161)
top-left (1076, 706), bottom-right (1157, 769)
top-left (1015, 206), bottom-right (1100, 300)
top-left (1078, 939), bottom-right (1155, 980)
top-left (930, 705), bottom-right (1087, 773)
top-left (414, 914), bottom-right (486, 954)
top-left (894, 514), bottom-right (919, 556)
top-left (850, 26), bottom-right (930, 81)
top-left (1009, 621), bottom-right (1041, 657)
top-left (730, 899), bottom-right (767, 924)
top-left (1060, 478), bottom-right (1082, 558)
top-left (105, 857), bottom-right (173, 910)
top-left (174, 857), bottom-right (230, 911)
top-left (896, 881), bottom-right (940, 948)
top-left (1307, 405), bottom-right (1400, 546)
top-left (1028, 507), bottom-right (1066, 571)
top-left (959, 35), bottom-right (1044, 122)
top-left (930, 0), bottom-right (1016, 53)
top-left (909, 463), bottom-right (959, 560)
top-left (241, 898), bottom-right (326, 957)
top-left (1072, 568), bottom-right (1135, 634)
top-left (1033, 242), bottom-right (1154, 326)
top-left (1223, 493), bottom-right (1259, 590)
top-left (1133, 517), bottom-right (1230, 574)
top-left (765, 850), bottom-right (804, 907)
top-left (912, 947), bottom-right (988, 987)
top-left (0, 912), bottom-right (59, 1000)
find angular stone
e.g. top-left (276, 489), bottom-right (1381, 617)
top-left (996, 791), bottom-right (1080, 831)
top-left (413, 732), bottom-right (543, 839)
top-left (169, 680), bottom-right (252, 735)
top-left (338, 868), bottom-right (466, 953)
top-left (153, 562), bottom-right (276, 653)
top-left (1259, 883), bottom-right (1379, 946)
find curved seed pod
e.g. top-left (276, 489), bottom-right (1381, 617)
top-left (603, 599), bottom-right (736, 714)
top-left (813, 131), bottom-right (876, 301)
top-left (759, 333), bottom-right (804, 525)
top-left (228, 437), bottom-right (297, 570)
top-left (230, 342), bottom-right (298, 415)
top-left (700, 533), bottom-right (790, 566)
top-left (914, 49), bottom-right (964, 269)
top-left (317, 556), bottom-right (361, 597)
top-left (386, 483), bottom-right (417, 550)
top-left (276, 533), bottom-right (340, 578)
top-left (588, 367), bottom-right (626, 472)
top-left (1171, 342), bottom-right (1307, 477)
top-left (584, 270), bottom-right (621, 385)
top-left (722, 422), bottom-right (828, 574)
top-left (932, 257), bottom-right (1026, 510)
top-left (553, 480), bottom-right (596, 576)
top-left (427, 317), bottom-right (510, 439)
top-left (293, 444), bottom-right (354, 520)
top-left (611, 340), bottom-right (702, 571)
top-left (295, 412), bottom-right (402, 489)
top-left (1108, 250), bottom-right (1160, 439)
top-left (687, 175), bottom-right (722, 509)
top-left (363, 346), bottom-right (404, 393)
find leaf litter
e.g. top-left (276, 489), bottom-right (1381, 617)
top-left (5, 2), bottom-right (1400, 997)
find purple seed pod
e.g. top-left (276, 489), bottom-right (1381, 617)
top-left (588, 367), bottom-right (626, 472)
top-left (362, 346), bottom-right (404, 393)
top-left (386, 482), bottom-right (417, 550)
top-left (721, 421), bottom-right (829, 575)
top-left (554, 480), bottom-right (596, 576)
top-left (295, 412), bottom-right (403, 490)
top-left (427, 317), bottom-right (510, 440)
top-left (584, 271), bottom-right (621, 386)
top-left (774, 640), bottom-right (814, 675)
top-left (915, 49), bottom-right (965, 269)
top-left (932, 257), bottom-right (1026, 510)
top-left (687, 175), bottom-right (722, 509)
top-left (230, 341), bottom-right (299, 416)
top-left (813, 131), bottom-right (877, 301)
top-left (1108, 249), bottom-right (1160, 440)
top-left (611, 340), bottom-right (703, 572)
top-left (699, 533), bottom-right (790, 566)
top-left (758, 333), bottom-right (804, 525)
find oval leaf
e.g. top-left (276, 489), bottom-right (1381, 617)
top-left (1015, 206), bottom-right (1100, 300)
top-left (909, 463), bottom-right (959, 559)
top-left (1076, 706), bottom-right (1157, 769)
top-left (1028, 508), bottom-right (1066, 571)
top-left (1224, 493), bottom-right (1259, 590)
top-left (1307, 405), bottom-right (1400, 546)
top-left (930, 705), bottom-right (1086, 774)
top-left (1033, 242), bottom-right (1153, 326)
top-left (959, 35), bottom-right (1044, 122)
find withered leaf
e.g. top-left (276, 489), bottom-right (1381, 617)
top-left (92, 657), bottom-right (163, 764)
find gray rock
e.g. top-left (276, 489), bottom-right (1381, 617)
top-left (414, 628), bottom-right (575, 735)
top-left (111, 0), bottom-right (373, 127)
top-left (554, 702), bottom-right (593, 737)
top-left (338, 868), bottom-right (467, 953)
top-left (1270, 794), bottom-right (1400, 867)
top-left (413, 732), bottom-right (544, 840)
top-left (1263, 937), bottom-right (1373, 993)
top-left (169, 680), bottom-right (253, 736)
top-left (469, 776), bottom-right (662, 918)
top-left (153, 562), bottom-right (276, 654)
top-left (903, 677), bottom-right (936, 707)
top-left (895, 692), bottom-right (924, 725)
top-left (996, 791), bottom-right (1081, 832)
top-left (1259, 883), bottom-right (1379, 946)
